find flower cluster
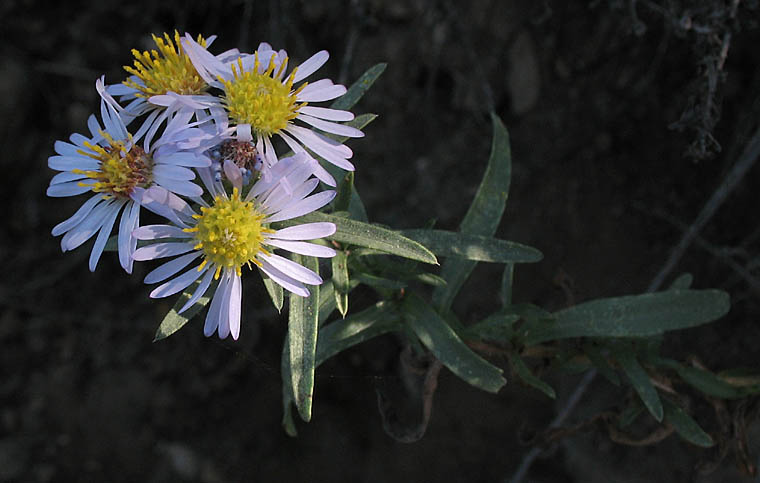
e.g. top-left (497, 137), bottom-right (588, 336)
top-left (47, 32), bottom-right (362, 340)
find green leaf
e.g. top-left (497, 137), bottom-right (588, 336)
top-left (153, 278), bottom-right (215, 342)
top-left (318, 279), bottom-right (359, 325)
top-left (401, 293), bottom-right (506, 393)
top-left (330, 63), bottom-right (387, 111)
top-left (281, 340), bottom-right (298, 437)
top-left (284, 300), bottom-right (400, 434)
top-left (500, 263), bottom-right (514, 307)
top-left (432, 113), bottom-right (512, 311)
top-left (668, 273), bottom-right (693, 290)
top-left (657, 358), bottom-right (744, 399)
top-left (618, 346), bottom-right (663, 422)
top-left (508, 353), bottom-right (556, 398)
top-left (332, 251), bottom-right (349, 317)
top-left (287, 255), bottom-right (320, 422)
top-left (520, 289), bottom-right (730, 345)
top-left (261, 270), bottom-right (284, 313)
top-left (584, 344), bottom-right (620, 386)
top-left (663, 399), bottom-right (714, 447)
top-left (353, 272), bottom-right (407, 290)
top-left (279, 212), bottom-right (438, 264)
top-left (316, 301), bottom-right (401, 365)
top-left (463, 311), bottom-right (519, 343)
top-left (401, 230), bottom-right (542, 263)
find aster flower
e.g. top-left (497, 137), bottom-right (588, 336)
top-left (106, 31), bottom-right (242, 149)
top-left (132, 152), bottom-right (337, 340)
top-left (47, 78), bottom-right (209, 273)
top-left (181, 34), bottom-right (363, 180)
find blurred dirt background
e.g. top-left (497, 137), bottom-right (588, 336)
top-left (2, 0), bottom-right (760, 481)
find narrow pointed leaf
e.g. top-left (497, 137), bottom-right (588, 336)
top-left (463, 312), bottom-right (519, 343)
top-left (508, 353), bottom-right (556, 398)
top-left (330, 63), bottom-right (387, 111)
top-left (332, 251), bottom-right (349, 317)
top-left (663, 399), bottom-right (714, 447)
top-left (618, 346), bottom-right (663, 422)
top-left (288, 255), bottom-right (320, 422)
top-left (668, 273), bottom-right (693, 290)
top-left (433, 114), bottom-right (512, 311)
top-left (402, 230), bottom-right (542, 263)
top-left (585, 344), bottom-right (620, 386)
top-left (402, 293), bottom-right (506, 393)
top-left (280, 212), bottom-right (438, 264)
top-left (657, 358), bottom-right (744, 399)
top-left (281, 340), bottom-right (298, 436)
top-left (153, 278), bottom-right (215, 341)
top-left (520, 289), bottom-right (730, 345)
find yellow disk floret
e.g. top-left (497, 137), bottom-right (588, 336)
top-left (185, 188), bottom-right (274, 278)
top-left (73, 133), bottom-right (152, 198)
top-left (123, 31), bottom-right (208, 97)
top-left (220, 54), bottom-right (307, 137)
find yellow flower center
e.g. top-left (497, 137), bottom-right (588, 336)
top-left (73, 134), bottom-right (152, 198)
top-left (186, 188), bottom-right (274, 278)
top-left (220, 55), bottom-right (307, 137)
top-left (123, 31), bottom-right (208, 98)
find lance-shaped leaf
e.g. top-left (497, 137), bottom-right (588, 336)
top-left (656, 358), bottom-right (745, 399)
top-left (402, 293), bottom-right (506, 393)
top-left (316, 301), bottom-right (401, 365)
top-left (402, 230), bottom-right (542, 263)
top-left (153, 278), bottom-right (215, 342)
top-left (520, 289), bottom-right (730, 345)
top-left (463, 311), bottom-right (519, 343)
top-left (584, 344), bottom-right (620, 386)
top-left (287, 255), bottom-right (320, 422)
top-left (663, 399), bottom-right (714, 447)
top-left (618, 346), bottom-right (663, 422)
top-left (330, 63), bottom-right (387, 111)
top-left (279, 212), bottom-right (438, 265)
top-left (508, 352), bottom-right (556, 399)
top-left (432, 113), bottom-right (512, 311)
top-left (283, 300), bottom-right (400, 435)
top-left (332, 251), bottom-right (350, 317)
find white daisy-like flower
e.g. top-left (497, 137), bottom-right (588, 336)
top-left (106, 31), bottom-right (241, 149)
top-left (132, 152), bottom-right (337, 340)
top-left (181, 34), bottom-right (363, 180)
top-left (47, 78), bottom-right (210, 273)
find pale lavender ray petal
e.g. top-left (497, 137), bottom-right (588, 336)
top-left (260, 253), bottom-right (323, 285)
top-left (60, 199), bottom-right (115, 251)
top-left (46, 181), bottom-right (93, 197)
top-left (297, 106), bottom-right (354, 122)
top-left (296, 114), bottom-right (364, 138)
top-left (132, 224), bottom-right (191, 241)
top-left (296, 84), bottom-right (347, 103)
top-left (50, 171), bottom-right (88, 185)
top-left (132, 242), bottom-right (195, 261)
top-left (153, 164), bottom-right (195, 181)
top-left (293, 50), bottom-right (329, 83)
top-left (258, 259), bottom-right (310, 297)
top-left (265, 239), bottom-right (336, 258)
top-left (204, 272), bottom-right (229, 337)
top-left (144, 251), bottom-right (202, 284)
top-left (265, 190), bottom-right (336, 223)
top-left (270, 222), bottom-right (336, 240)
top-left (150, 262), bottom-right (207, 298)
top-left (88, 199), bottom-right (126, 272)
top-left (179, 267), bottom-right (215, 314)
top-left (52, 194), bottom-right (103, 236)
top-left (228, 273), bottom-right (242, 340)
